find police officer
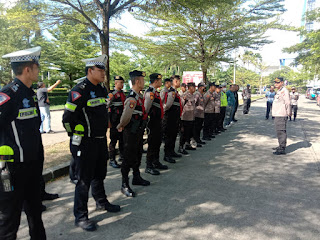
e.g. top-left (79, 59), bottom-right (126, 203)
top-left (144, 73), bottom-right (168, 176)
top-left (272, 77), bottom-right (291, 155)
top-left (178, 83), bottom-right (187, 97)
top-left (163, 75), bottom-right (182, 163)
top-left (242, 84), bottom-right (251, 114)
top-left (0, 46), bottom-right (46, 239)
top-left (203, 83), bottom-right (216, 141)
top-left (194, 82), bottom-right (206, 145)
top-left (160, 78), bottom-right (172, 142)
top-left (117, 70), bottom-right (150, 197)
top-left (179, 82), bottom-right (197, 154)
top-left (213, 84), bottom-right (221, 134)
top-left (108, 76), bottom-right (126, 168)
top-left (63, 55), bottom-right (120, 231)
top-left (289, 87), bottom-right (299, 121)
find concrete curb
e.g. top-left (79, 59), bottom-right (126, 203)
top-left (42, 96), bottom-right (265, 182)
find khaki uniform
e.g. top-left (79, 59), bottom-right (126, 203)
top-left (180, 92), bottom-right (195, 148)
top-left (272, 87), bottom-right (291, 150)
top-left (203, 91), bottom-right (215, 138)
top-left (212, 91), bottom-right (221, 133)
top-left (242, 88), bottom-right (252, 114)
top-left (290, 92), bottom-right (299, 120)
top-left (194, 91), bottom-right (205, 142)
top-left (160, 86), bottom-right (169, 103)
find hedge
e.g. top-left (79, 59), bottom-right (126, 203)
top-left (48, 95), bottom-right (68, 106)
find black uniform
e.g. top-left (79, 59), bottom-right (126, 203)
top-left (163, 87), bottom-right (182, 157)
top-left (0, 78), bottom-right (46, 240)
top-left (62, 78), bottom-right (110, 222)
top-left (109, 89), bottom-right (126, 161)
top-left (144, 86), bottom-right (164, 167)
top-left (120, 90), bottom-right (147, 180)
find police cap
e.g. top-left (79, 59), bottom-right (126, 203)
top-left (114, 75), bottom-right (124, 81)
top-left (149, 73), bottom-right (162, 81)
top-left (129, 70), bottom-right (146, 78)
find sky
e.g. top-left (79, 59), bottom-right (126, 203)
top-left (110, 0), bottom-right (306, 67)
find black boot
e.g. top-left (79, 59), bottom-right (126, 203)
top-left (163, 156), bottom-right (176, 163)
top-left (153, 160), bottom-right (168, 170)
top-left (96, 200), bottom-right (121, 212)
top-left (42, 192), bottom-right (59, 201)
top-left (273, 148), bottom-right (286, 155)
top-left (75, 219), bottom-right (97, 231)
top-left (185, 144), bottom-right (196, 151)
top-left (132, 172), bottom-right (150, 186)
top-left (109, 159), bottom-right (120, 168)
top-left (121, 178), bottom-right (136, 197)
top-left (145, 165), bottom-right (160, 175)
top-left (178, 146), bottom-right (189, 155)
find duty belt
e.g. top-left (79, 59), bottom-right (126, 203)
top-left (152, 102), bottom-right (161, 108)
top-left (173, 102), bottom-right (180, 107)
top-left (133, 110), bottom-right (143, 115)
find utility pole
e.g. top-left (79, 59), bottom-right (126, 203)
top-left (233, 49), bottom-right (236, 84)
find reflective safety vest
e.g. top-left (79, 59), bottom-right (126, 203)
top-left (221, 91), bottom-right (228, 107)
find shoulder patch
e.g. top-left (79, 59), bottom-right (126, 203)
top-left (150, 92), bottom-right (154, 100)
top-left (0, 92), bottom-right (10, 106)
top-left (129, 100), bottom-right (136, 109)
top-left (10, 83), bottom-right (19, 93)
top-left (79, 83), bottom-right (86, 89)
top-left (71, 91), bottom-right (82, 102)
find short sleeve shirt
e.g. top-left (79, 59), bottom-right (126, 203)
top-left (37, 88), bottom-right (49, 107)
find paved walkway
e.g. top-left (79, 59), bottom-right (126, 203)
top-left (18, 97), bottom-right (320, 240)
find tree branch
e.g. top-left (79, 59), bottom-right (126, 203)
top-left (112, 0), bottom-right (136, 15)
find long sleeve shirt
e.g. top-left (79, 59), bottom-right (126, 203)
top-left (272, 87), bottom-right (292, 117)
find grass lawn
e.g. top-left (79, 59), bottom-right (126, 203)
top-left (50, 105), bottom-right (65, 110)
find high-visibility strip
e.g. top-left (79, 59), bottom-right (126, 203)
top-left (65, 102), bottom-right (77, 112)
top-left (87, 98), bottom-right (107, 107)
top-left (64, 123), bottom-right (72, 133)
top-left (82, 108), bottom-right (91, 137)
top-left (17, 107), bottom-right (38, 120)
top-left (11, 121), bottom-right (23, 162)
top-left (152, 102), bottom-right (161, 108)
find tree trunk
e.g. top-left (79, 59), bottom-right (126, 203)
top-left (201, 65), bottom-right (208, 84)
top-left (101, 2), bottom-right (111, 91)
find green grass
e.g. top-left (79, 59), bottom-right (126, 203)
top-left (50, 105), bottom-right (65, 110)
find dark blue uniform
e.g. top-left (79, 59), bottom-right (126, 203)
top-left (62, 78), bottom-right (110, 222)
top-left (0, 78), bottom-right (46, 240)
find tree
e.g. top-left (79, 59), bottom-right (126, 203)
top-left (132, 0), bottom-right (285, 83)
top-left (44, 0), bottom-right (149, 90)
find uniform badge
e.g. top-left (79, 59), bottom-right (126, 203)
top-left (10, 84), bottom-right (19, 92)
top-left (150, 92), bottom-right (154, 100)
top-left (22, 98), bottom-right (30, 108)
top-left (172, 92), bottom-right (175, 97)
top-left (0, 93), bottom-right (10, 106)
top-left (108, 93), bottom-right (114, 99)
top-left (79, 83), bottom-right (86, 89)
top-left (129, 100), bottom-right (135, 109)
top-left (90, 91), bottom-right (96, 98)
top-left (71, 91), bottom-right (82, 101)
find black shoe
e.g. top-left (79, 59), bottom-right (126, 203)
top-left (145, 167), bottom-right (160, 175)
top-left (197, 140), bottom-right (206, 145)
top-left (178, 148), bottom-right (189, 155)
top-left (109, 160), bottom-right (120, 168)
top-left (142, 149), bottom-right (147, 154)
top-left (265, 118), bottom-right (269, 120)
top-left (170, 152), bottom-right (182, 158)
top-left (202, 137), bottom-right (211, 141)
top-left (153, 162), bottom-right (168, 170)
top-left (118, 156), bottom-right (124, 162)
top-left (210, 135), bottom-right (216, 138)
top-left (185, 145), bottom-right (196, 151)
top-left (132, 175), bottom-right (150, 186)
top-left (273, 149), bottom-right (286, 155)
top-left (121, 182), bottom-right (135, 197)
top-left (215, 130), bottom-right (221, 134)
top-left (164, 156), bottom-right (176, 163)
top-left (233, 119), bottom-right (238, 122)
top-left (70, 179), bottom-right (78, 185)
top-left (42, 192), bottom-right (59, 201)
top-left (96, 201), bottom-right (120, 212)
top-left (272, 146), bottom-right (280, 150)
top-left (196, 144), bottom-right (202, 148)
top-left (41, 204), bottom-right (47, 212)
top-left (75, 219), bottom-right (97, 231)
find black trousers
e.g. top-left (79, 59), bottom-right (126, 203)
top-left (0, 163), bottom-right (46, 240)
top-left (164, 112), bottom-right (180, 156)
top-left (213, 113), bottom-right (220, 131)
top-left (193, 117), bottom-right (204, 142)
top-left (203, 113), bottom-right (214, 138)
top-left (146, 118), bottom-right (162, 167)
top-left (243, 99), bottom-right (251, 114)
top-left (232, 103), bottom-right (238, 120)
top-left (266, 102), bottom-right (273, 119)
top-left (289, 105), bottom-right (298, 120)
top-left (109, 125), bottom-right (124, 160)
top-left (218, 107), bottom-right (226, 129)
top-left (70, 138), bottom-right (108, 221)
top-left (274, 117), bottom-right (287, 149)
top-left (121, 127), bottom-right (144, 179)
top-left (180, 120), bottom-right (194, 146)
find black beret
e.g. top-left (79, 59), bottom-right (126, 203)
top-left (150, 73), bottom-right (162, 81)
top-left (181, 83), bottom-right (186, 87)
top-left (274, 77), bottom-right (284, 83)
top-left (209, 82), bottom-right (216, 87)
top-left (129, 70), bottom-right (146, 78)
top-left (114, 75), bottom-right (124, 81)
top-left (164, 78), bottom-right (172, 82)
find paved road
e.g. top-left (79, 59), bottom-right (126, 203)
top-left (18, 97), bottom-right (320, 240)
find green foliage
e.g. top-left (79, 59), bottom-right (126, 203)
top-left (48, 95), bottom-right (68, 106)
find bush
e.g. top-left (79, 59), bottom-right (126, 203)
top-left (48, 95), bottom-right (68, 106)
top-left (251, 88), bottom-right (257, 94)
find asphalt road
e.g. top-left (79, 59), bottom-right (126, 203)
top-left (18, 96), bottom-right (320, 240)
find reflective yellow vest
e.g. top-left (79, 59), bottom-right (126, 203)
top-left (221, 91), bottom-right (228, 107)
